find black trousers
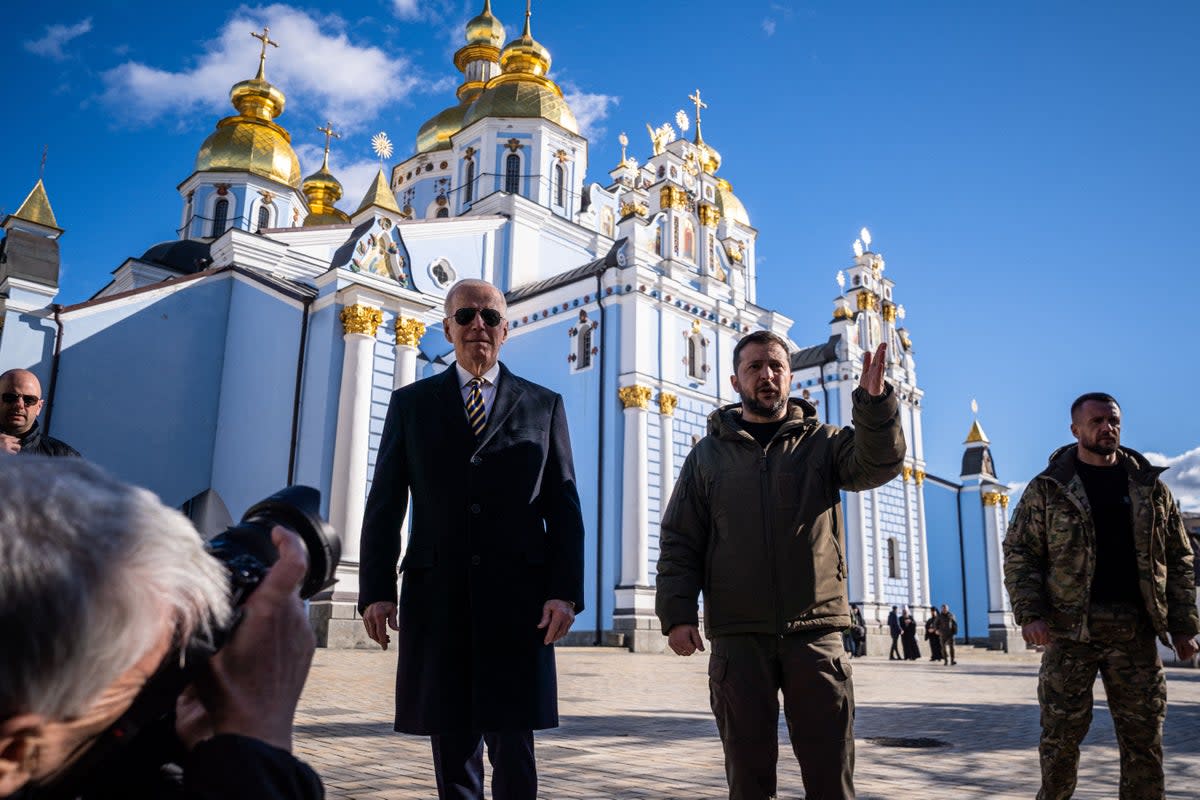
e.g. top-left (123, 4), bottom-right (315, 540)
top-left (430, 730), bottom-right (536, 800)
top-left (709, 630), bottom-right (856, 800)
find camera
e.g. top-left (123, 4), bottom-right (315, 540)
top-left (39, 486), bottom-right (340, 799)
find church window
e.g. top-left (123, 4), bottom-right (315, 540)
top-left (576, 324), bottom-right (593, 370)
top-left (429, 258), bottom-right (456, 288)
top-left (505, 154), bottom-right (521, 194)
top-left (655, 224), bottom-right (663, 256)
top-left (464, 160), bottom-right (475, 203)
top-left (887, 537), bottom-right (899, 579)
top-left (600, 207), bottom-right (614, 238)
top-left (256, 203), bottom-right (272, 231)
top-left (683, 221), bottom-right (695, 262)
top-left (554, 163), bottom-right (565, 207)
top-left (212, 199), bottom-right (229, 237)
top-left (436, 207), bottom-right (449, 218)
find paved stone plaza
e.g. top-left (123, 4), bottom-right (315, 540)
top-left (294, 645), bottom-right (1200, 799)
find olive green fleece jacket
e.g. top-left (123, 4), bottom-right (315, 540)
top-left (656, 385), bottom-right (906, 637)
top-left (1003, 444), bottom-right (1200, 643)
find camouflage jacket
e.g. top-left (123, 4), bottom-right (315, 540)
top-left (1003, 445), bottom-right (1199, 642)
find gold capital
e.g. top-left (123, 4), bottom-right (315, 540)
top-left (902, 465), bottom-right (913, 483)
top-left (914, 469), bottom-right (925, 485)
top-left (982, 491), bottom-right (1007, 507)
top-left (618, 385), bottom-right (653, 410)
top-left (395, 316), bottom-right (426, 347)
top-left (882, 302), bottom-right (896, 323)
top-left (341, 304), bottom-right (383, 337)
top-left (698, 204), bottom-right (722, 228)
top-left (659, 392), bottom-right (679, 416)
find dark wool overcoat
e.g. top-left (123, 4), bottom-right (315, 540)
top-left (358, 363), bottom-right (585, 734)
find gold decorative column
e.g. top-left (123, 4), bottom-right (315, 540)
top-left (329, 303), bottom-right (383, 576)
top-left (393, 316), bottom-right (426, 390)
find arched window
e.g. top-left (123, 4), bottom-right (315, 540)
top-left (505, 154), bottom-right (521, 194)
top-left (576, 324), bottom-right (593, 369)
top-left (655, 224), bottom-right (663, 256)
top-left (212, 198), bottom-right (229, 237)
top-left (600, 207), bottom-right (614, 238)
top-left (464, 160), bottom-right (475, 203)
top-left (887, 537), bottom-right (899, 579)
top-left (257, 204), bottom-right (271, 231)
top-left (436, 207), bottom-right (449, 218)
top-left (554, 163), bottom-right (565, 207)
top-left (683, 221), bottom-right (695, 261)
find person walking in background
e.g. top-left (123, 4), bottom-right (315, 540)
top-left (925, 606), bottom-right (944, 662)
top-left (900, 611), bottom-right (921, 660)
top-left (850, 604), bottom-right (867, 657)
top-left (936, 604), bottom-right (958, 665)
top-left (888, 605), bottom-right (902, 660)
top-left (1004, 392), bottom-right (1198, 799)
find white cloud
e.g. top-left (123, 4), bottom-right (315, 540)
top-left (392, 0), bottom-right (422, 19)
top-left (562, 84), bottom-right (619, 142)
top-left (1144, 446), bottom-right (1200, 511)
top-left (762, 19), bottom-right (777, 37)
top-left (25, 18), bottom-right (93, 61)
top-left (101, 5), bottom-right (421, 130)
top-left (295, 143), bottom-right (387, 212)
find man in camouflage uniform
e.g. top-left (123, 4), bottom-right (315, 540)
top-left (1003, 392), bottom-right (1199, 800)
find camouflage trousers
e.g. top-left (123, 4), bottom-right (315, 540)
top-left (1037, 607), bottom-right (1166, 800)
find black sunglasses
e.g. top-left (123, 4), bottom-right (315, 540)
top-left (452, 307), bottom-right (504, 327)
top-left (1, 392), bottom-right (40, 406)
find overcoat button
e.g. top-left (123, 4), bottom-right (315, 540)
top-left (470, 503), bottom-right (481, 514)
top-left (470, 456), bottom-right (482, 465)
top-left (471, 555), bottom-right (481, 565)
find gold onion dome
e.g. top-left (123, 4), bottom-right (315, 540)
top-left (465, 0), bottom-right (505, 47)
top-left (194, 61), bottom-right (301, 188)
top-left (417, 103), bottom-right (470, 153)
top-left (715, 178), bottom-right (749, 227)
top-left (462, 5), bottom-right (578, 135)
top-left (302, 157), bottom-right (349, 227)
top-left (694, 128), bottom-right (722, 175)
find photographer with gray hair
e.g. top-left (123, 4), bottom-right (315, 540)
top-left (0, 457), bottom-right (323, 799)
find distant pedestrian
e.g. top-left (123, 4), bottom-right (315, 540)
top-left (850, 604), bottom-right (867, 657)
top-left (925, 607), bottom-right (944, 662)
top-left (887, 605), bottom-right (902, 660)
top-left (936, 604), bottom-right (958, 665)
top-left (900, 612), bottom-right (921, 660)
top-left (1003, 392), bottom-right (1198, 799)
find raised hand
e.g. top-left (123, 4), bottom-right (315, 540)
top-left (858, 342), bottom-right (888, 397)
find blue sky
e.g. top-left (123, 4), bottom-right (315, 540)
top-left (3, 1), bottom-right (1199, 504)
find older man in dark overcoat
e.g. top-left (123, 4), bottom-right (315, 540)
top-left (358, 278), bottom-right (585, 800)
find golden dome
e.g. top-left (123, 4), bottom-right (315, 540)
top-left (194, 74), bottom-right (301, 188)
top-left (696, 137), bottom-right (722, 174)
top-left (715, 178), bottom-right (750, 227)
top-left (462, 4), bottom-right (577, 134)
top-left (416, 101), bottom-right (470, 154)
top-left (462, 80), bottom-right (578, 133)
top-left (302, 161), bottom-right (349, 226)
top-left (465, 0), bottom-right (505, 47)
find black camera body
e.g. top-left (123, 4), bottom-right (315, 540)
top-left (39, 486), bottom-right (340, 799)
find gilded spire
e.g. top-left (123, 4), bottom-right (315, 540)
top-left (11, 179), bottom-right (60, 230)
top-left (317, 121), bottom-right (339, 171)
top-left (499, 0), bottom-right (551, 76)
top-left (354, 169), bottom-right (402, 216)
top-left (965, 401), bottom-right (990, 444)
top-left (688, 88), bottom-right (722, 174)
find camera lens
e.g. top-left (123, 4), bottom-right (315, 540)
top-left (238, 485), bottom-right (340, 599)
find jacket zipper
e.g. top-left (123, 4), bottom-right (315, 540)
top-left (759, 448), bottom-right (783, 636)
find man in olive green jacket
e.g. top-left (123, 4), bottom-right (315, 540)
top-left (1003, 392), bottom-right (1199, 800)
top-left (656, 332), bottom-right (905, 800)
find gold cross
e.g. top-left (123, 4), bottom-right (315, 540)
top-left (688, 88), bottom-right (707, 128)
top-left (317, 121), bottom-right (341, 167)
top-left (250, 26), bottom-right (279, 78)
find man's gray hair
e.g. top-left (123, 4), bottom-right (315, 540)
top-left (0, 457), bottom-right (232, 719)
top-left (443, 279), bottom-right (508, 316)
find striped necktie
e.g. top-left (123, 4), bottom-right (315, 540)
top-left (465, 378), bottom-right (487, 437)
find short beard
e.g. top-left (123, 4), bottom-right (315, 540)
top-left (1082, 439), bottom-right (1118, 457)
top-left (740, 392), bottom-right (787, 419)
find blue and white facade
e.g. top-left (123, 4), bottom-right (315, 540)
top-left (0, 3), bottom-right (1020, 651)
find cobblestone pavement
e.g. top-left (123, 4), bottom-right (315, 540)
top-left (294, 645), bottom-right (1200, 799)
